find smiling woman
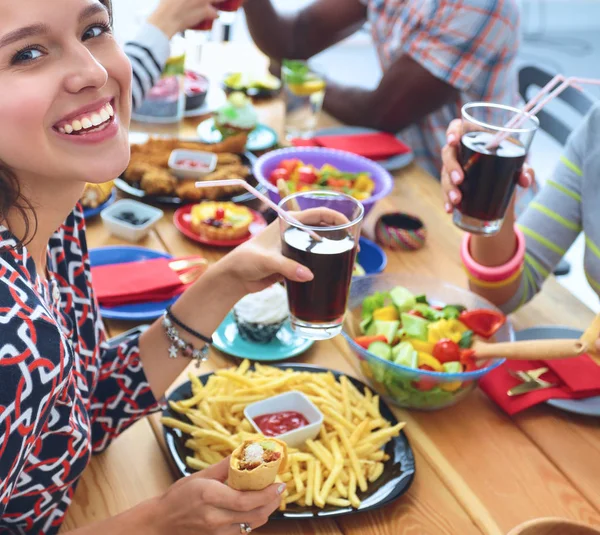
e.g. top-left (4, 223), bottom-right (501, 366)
top-left (0, 1), bottom-right (318, 534)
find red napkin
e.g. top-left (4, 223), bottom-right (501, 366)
top-left (92, 256), bottom-right (203, 307)
top-left (479, 355), bottom-right (600, 415)
top-left (291, 133), bottom-right (411, 160)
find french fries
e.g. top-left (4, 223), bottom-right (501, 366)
top-left (161, 360), bottom-right (406, 510)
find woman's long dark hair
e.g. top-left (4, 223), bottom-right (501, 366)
top-left (0, 0), bottom-right (113, 248)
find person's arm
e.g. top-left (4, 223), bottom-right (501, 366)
top-left (243, 0), bottom-right (366, 61)
top-left (442, 107), bottom-right (598, 313)
top-left (322, 56), bottom-right (458, 133)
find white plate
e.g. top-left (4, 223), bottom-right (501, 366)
top-left (515, 326), bottom-right (600, 417)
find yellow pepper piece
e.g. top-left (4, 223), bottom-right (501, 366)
top-left (354, 174), bottom-right (375, 193)
top-left (441, 381), bottom-right (463, 392)
top-left (372, 306), bottom-right (399, 322)
top-left (407, 339), bottom-right (435, 354)
top-left (428, 319), bottom-right (468, 344)
top-left (352, 191), bottom-right (372, 201)
top-left (320, 164), bottom-right (338, 174)
top-left (417, 352), bottom-right (443, 372)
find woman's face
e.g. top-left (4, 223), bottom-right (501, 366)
top-left (0, 0), bottom-right (131, 187)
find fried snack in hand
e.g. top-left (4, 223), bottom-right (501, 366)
top-left (140, 168), bottom-right (177, 196)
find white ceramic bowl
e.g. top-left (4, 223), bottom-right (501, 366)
top-left (244, 391), bottom-right (323, 448)
top-left (101, 199), bottom-right (163, 242)
top-left (168, 149), bottom-right (217, 179)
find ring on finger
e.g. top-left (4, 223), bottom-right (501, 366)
top-left (239, 523), bottom-right (252, 534)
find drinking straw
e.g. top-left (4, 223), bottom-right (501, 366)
top-left (486, 76), bottom-right (600, 149)
top-left (195, 178), bottom-right (322, 241)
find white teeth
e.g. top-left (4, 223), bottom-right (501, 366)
top-left (59, 102), bottom-right (114, 134)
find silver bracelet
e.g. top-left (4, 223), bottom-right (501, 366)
top-left (162, 313), bottom-right (210, 368)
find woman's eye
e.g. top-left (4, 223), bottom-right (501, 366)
top-left (82, 24), bottom-right (110, 41)
top-left (11, 47), bottom-right (43, 64)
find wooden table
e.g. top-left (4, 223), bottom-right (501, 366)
top-left (61, 43), bottom-right (600, 535)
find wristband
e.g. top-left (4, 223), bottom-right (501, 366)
top-left (375, 212), bottom-right (427, 251)
top-left (464, 264), bottom-right (524, 289)
top-left (461, 225), bottom-right (525, 282)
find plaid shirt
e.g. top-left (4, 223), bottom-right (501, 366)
top-left (365, 0), bottom-right (521, 176)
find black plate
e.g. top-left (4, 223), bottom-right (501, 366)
top-left (115, 152), bottom-right (265, 206)
top-left (162, 363), bottom-right (416, 519)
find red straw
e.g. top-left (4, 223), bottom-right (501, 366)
top-left (194, 178), bottom-right (322, 241)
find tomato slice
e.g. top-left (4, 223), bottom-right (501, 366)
top-left (459, 309), bottom-right (506, 338)
top-left (353, 335), bottom-right (388, 349)
top-left (432, 339), bottom-right (461, 364)
top-left (297, 166), bottom-right (318, 185)
top-left (269, 168), bottom-right (290, 186)
top-left (412, 365), bottom-right (438, 391)
top-left (279, 159), bottom-right (302, 174)
top-left (406, 310), bottom-right (424, 318)
top-left (459, 349), bottom-right (477, 372)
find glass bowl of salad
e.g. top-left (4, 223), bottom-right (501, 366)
top-left (342, 274), bottom-right (514, 410)
top-left (253, 147), bottom-right (393, 216)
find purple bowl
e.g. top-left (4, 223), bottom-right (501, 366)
top-left (253, 147), bottom-right (394, 216)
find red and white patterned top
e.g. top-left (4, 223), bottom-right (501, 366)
top-left (365, 0), bottom-right (521, 175)
top-left (0, 205), bottom-right (161, 534)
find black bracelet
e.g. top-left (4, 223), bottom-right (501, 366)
top-left (165, 305), bottom-right (213, 345)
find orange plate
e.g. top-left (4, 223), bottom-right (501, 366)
top-left (173, 205), bottom-right (267, 247)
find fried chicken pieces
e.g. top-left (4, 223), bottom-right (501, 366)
top-left (123, 135), bottom-right (250, 200)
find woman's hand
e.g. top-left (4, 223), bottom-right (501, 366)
top-left (154, 458), bottom-right (284, 535)
top-left (147, 0), bottom-right (221, 38)
top-left (217, 207), bottom-right (346, 296)
top-left (441, 119), bottom-right (535, 214)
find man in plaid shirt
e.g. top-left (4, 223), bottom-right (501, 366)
top-left (244, 0), bottom-right (520, 176)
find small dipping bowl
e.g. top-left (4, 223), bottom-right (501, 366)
top-left (168, 149), bottom-right (218, 179)
top-left (375, 212), bottom-right (427, 251)
top-left (244, 391), bottom-right (323, 448)
top-left (101, 199), bottom-right (163, 242)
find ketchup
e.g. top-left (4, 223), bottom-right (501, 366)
top-left (253, 411), bottom-right (309, 437)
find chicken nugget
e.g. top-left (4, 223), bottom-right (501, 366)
top-left (140, 168), bottom-right (176, 196)
top-left (175, 180), bottom-right (205, 202)
top-left (216, 153), bottom-right (242, 166)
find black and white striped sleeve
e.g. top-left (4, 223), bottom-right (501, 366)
top-left (124, 22), bottom-right (171, 110)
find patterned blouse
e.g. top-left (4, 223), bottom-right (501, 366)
top-left (0, 205), bottom-right (161, 534)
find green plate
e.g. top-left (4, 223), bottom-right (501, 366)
top-left (197, 118), bottom-right (278, 152)
top-left (211, 312), bottom-right (314, 361)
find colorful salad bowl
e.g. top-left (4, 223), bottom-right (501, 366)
top-left (342, 274), bottom-right (514, 410)
top-left (253, 147), bottom-right (393, 216)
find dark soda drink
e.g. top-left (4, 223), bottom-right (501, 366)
top-left (282, 226), bottom-right (356, 324)
top-left (458, 131), bottom-right (526, 221)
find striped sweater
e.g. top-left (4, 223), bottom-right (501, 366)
top-left (503, 102), bottom-right (600, 313)
top-left (124, 22), bottom-right (171, 111)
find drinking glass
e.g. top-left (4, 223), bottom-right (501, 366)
top-left (453, 102), bottom-right (539, 235)
top-left (282, 60), bottom-right (326, 140)
top-left (279, 192), bottom-right (364, 340)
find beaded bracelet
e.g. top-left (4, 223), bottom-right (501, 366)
top-left (162, 309), bottom-right (211, 368)
top-left (460, 225), bottom-right (526, 282)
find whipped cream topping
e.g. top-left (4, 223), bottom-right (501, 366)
top-left (234, 283), bottom-right (289, 324)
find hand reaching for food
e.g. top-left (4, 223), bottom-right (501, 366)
top-left (154, 458), bottom-right (284, 535)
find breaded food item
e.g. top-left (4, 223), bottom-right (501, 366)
top-left (123, 161), bottom-right (153, 183)
top-left (175, 180), bottom-right (205, 202)
top-left (216, 153), bottom-right (242, 166)
top-left (140, 168), bottom-right (177, 196)
top-left (81, 181), bottom-right (114, 208)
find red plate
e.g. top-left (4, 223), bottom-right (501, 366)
top-left (173, 205), bottom-right (267, 247)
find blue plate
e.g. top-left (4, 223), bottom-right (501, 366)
top-left (212, 312), bottom-right (314, 361)
top-left (516, 326), bottom-right (600, 417)
top-left (357, 237), bottom-right (387, 275)
top-left (313, 126), bottom-right (414, 172)
top-left (89, 246), bottom-right (176, 321)
top-left (83, 188), bottom-right (117, 220)
top-left (197, 118), bottom-right (278, 152)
